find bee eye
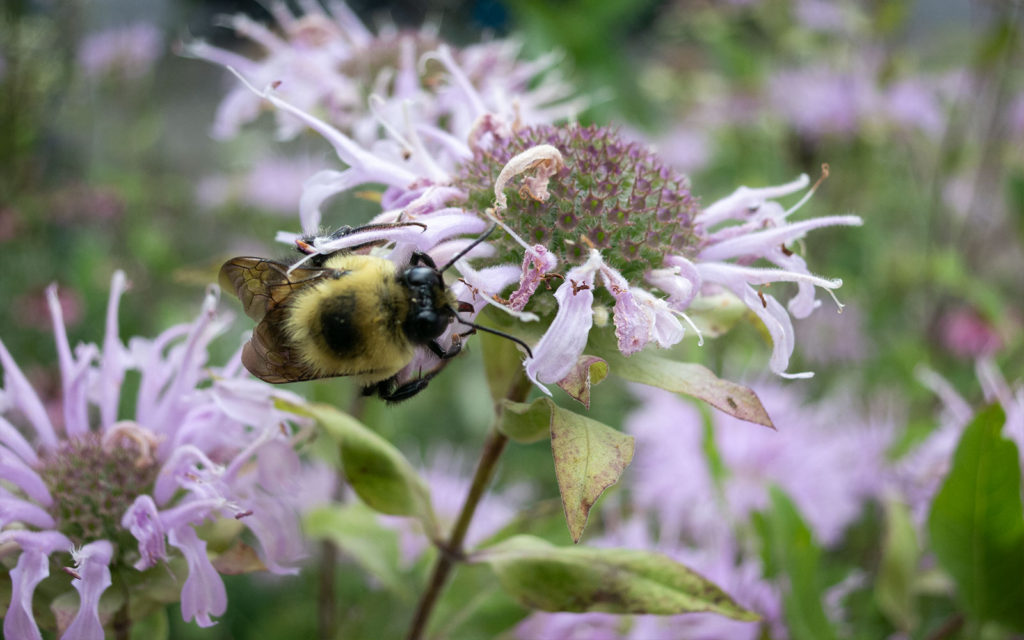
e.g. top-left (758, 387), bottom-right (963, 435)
top-left (405, 267), bottom-right (439, 286)
top-left (407, 309), bottom-right (449, 343)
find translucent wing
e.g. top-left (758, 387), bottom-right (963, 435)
top-left (241, 307), bottom-right (324, 384)
top-left (218, 257), bottom-right (330, 322)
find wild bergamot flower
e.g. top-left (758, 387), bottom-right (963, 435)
top-left (0, 272), bottom-right (321, 637)
top-left (215, 36), bottom-right (860, 395)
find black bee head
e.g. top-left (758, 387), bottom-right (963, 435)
top-left (401, 265), bottom-right (453, 344)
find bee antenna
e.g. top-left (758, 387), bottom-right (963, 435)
top-left (439, 224), bottom-right (498, 273)
top-left (455, 317), bottom-right (534, 358)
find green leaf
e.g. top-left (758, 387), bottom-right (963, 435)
top-left (555, 355), bottom-right (608, 409)
top-left (277, 400), bottom-right (437, 535)
top-left (596, 337), bottom-right (774, 429)
top-left (549, 406), bottom-right (635, 542)
top-left (304, 503), bottom-right (411, 599)
top-left (498, 397), bottom-right (554, 444)
top-left (478, 313), bottom-right (534, 404)
top-left (757, 488), bottom-right (837, 640)
top-left (476, 534), bottom-right (759, 620)
top-left (927, 404), bottom-right (1024, 631)
top-left (875, 499), bottom-right (920, 631)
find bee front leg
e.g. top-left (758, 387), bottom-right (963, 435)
top-left (427, 336), bottom-right (463, 360)
top-left (375, 377), bottom-right (432, 403)
top-left (409, 251), bottom-right (438, 269)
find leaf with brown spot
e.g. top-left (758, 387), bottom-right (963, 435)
top-left (550, 406), bottom-right (634, 543)
top-left (476, 535), bottom-right (759, 620)
top-left (555, 355), bottom-right (608, 409)
top-left (593, 333), bottom-right (774, 429)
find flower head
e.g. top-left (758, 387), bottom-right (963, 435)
top-left (0, 272), bottom-right (326, 636)
top-left (208, 17), bottom-right (861, 396)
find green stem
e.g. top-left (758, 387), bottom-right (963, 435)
top-left (404, 373), bottom-right (531, 640)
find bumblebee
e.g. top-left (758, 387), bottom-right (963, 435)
top-left (219, 223), bottom-right (530, 402)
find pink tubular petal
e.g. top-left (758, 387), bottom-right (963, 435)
top-left (298, 168), bottom-right (362, 235)
top-left (0, 337), bottom-right (57, 448)
top-left (746, 289), bottom-right (810, 379)
top-left (508, 245), bottom-right (558, 311)
top-left (697, 215), bottom-right (863, 262)
top-left (48, 284), bottom-right (91, 436)
top-left (600, 264), bottom-right (652, 355)
top-left (229, 69), bottom-right (417, 186)
top-left (169, 526), bottom-right (227, 628)
top-left (525, 252), bottom-right (602, 387)
top-left (0, 415), bottom-right (39, 466)
top-left (2, 530), bottom-right (73, 640)
top-left (239, 495), bottom-right (304, 575)
top-left (0, 495), bottom-right (56, 529)
top-left (4, 550), bottom-right (49, 640)
top-left (0, 447), bottom-right (52, 506)
top-left (62, 540), bottom-right (114, 640)
top-left (698, 174), bottom-right (811, 226)
top-left (121, 495), bottom-right (167, 570)
top-left (99, 271), bottom-right (129, 430)
top-left (634, 289), bottom-right (685, 348)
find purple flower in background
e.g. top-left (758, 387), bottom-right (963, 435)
top-left (0, 272), bottom-right (322, 636)
top-left (186, 1), bottom-right (582, 142)
top-left (197, 154), bottom-right (328, 215)
top-left (629, 384), bottom-right (894, 548)
top-left (795, 302), bottom-right (872, 365)
top-left (78, 23), bottom-right (163, 80)
top-left (770, 65), bottom-right (872, 138)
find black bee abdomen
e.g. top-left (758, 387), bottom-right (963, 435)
top-left (318, 293), bottom-right (361, 357)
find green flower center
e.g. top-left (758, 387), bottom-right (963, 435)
top-left (38, 431), bottom-right (159, 547)
top-left (453, 123), bottom-right (702, 282)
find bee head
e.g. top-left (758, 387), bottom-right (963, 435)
top-left (401, 265), bottom-right (453, 344)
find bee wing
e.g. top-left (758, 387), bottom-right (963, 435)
top-left (242, 308), bottom-right (323, 384)
top-left (219, 257), bottom-right (330, 322)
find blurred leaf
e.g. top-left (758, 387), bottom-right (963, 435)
top-left (305, 503), bottom-right (410, 599)
top-left (479, 319), bottom-right (533, 404)
top-left (555, 355), bottom-right (608, 409)
top-left (550, 406), bottom-right (634, 543)
top-left (1008, 169), bottom-right (1024, 246)
top-left (277, 400), bottom-right (437, 535)
top-left (756, 488), bottom-right (838, 640)
top-left (876, 499), bottom-right (920, 631)
top-left (595, 333), bottom-right (774, 428)
top-left (498, 397), bottom-right (553, 444)
top-left (130, 608), bottom-right (170, 640)
top-left (476, 534), bottom-right (758, 619)
top-left (927, 404), bottom-right (1024, 632)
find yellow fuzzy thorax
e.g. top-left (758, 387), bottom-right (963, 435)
top-left (283, 254), bottom-right (415, 385)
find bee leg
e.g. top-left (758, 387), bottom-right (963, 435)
top-left (427, 338), bottom-right (463, 360)
top-left (409, 251), bottom-right (438, 269)
top-left (377, 377), bottom-right (432, 403)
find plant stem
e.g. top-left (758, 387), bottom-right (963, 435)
top-left (404, 374), bottom-right (531, 640)
top-left (317, 539), bottom-right (338, 640)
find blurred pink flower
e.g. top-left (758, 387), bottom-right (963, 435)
top-left (938, 307), bottom-right (1002, 359)
top-left (78, 23), bottom-right (163, 80)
